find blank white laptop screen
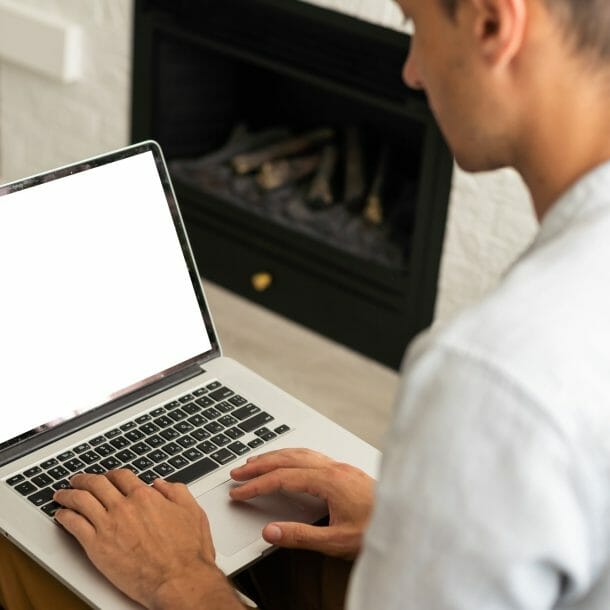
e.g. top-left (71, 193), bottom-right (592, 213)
top-left (0, 150), bottom-right (212, 448)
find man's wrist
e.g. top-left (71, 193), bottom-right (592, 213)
top-left (151, 560), bottom-right (243, 610)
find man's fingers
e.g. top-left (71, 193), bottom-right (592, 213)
top-left (230, 467), bottom-right (330, 502)
top-left (105, 469), bottom-right (146, 496)
top-left (262, 521), bottom-right (332, 554)
top-left (65, 473), bottom-right (124, 510)
top-left (230, 448), bottom-right (333, 481)
top-left (53, 487), bottom-right (109, 528)
top-left (54, 505), bottom-right (98, 548)
top-left (152, 479), bottom-right (198, 509)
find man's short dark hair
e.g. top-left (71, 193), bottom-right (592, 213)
top-left (438, 0), bottom-right (610, 62)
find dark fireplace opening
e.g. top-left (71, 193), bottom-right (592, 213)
top-left (132, 0), bottom-right (453, 368)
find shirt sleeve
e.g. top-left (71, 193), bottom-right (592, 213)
top-left (347, 339), bottom-right (600, 610)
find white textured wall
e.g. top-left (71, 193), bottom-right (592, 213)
top-left (0, 0), bottom-right (132, 182)
top-left (0, 0), bottom-right (538, 323)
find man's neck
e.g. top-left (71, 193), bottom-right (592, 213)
top-left (515, 66), bottom-right (610, 221)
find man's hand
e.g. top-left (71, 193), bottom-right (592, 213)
top-left (53, 470), bottom-right (241, 610)
top-left (230, 448), bottom-right (375, 560)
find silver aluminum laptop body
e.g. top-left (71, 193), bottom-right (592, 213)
top-left (0, 141), bottom-right (380, 609)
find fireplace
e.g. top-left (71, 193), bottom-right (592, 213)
top-left (131, 0), bottom-right (453, 368)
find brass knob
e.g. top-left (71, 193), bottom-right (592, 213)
top-left (251, 272), bottom-right (273, 292)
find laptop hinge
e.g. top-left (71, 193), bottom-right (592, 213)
top-left (0, 363), bottom-right (206, 468)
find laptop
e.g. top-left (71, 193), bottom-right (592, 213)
top-left (0, 141), bottom-right (380, 608)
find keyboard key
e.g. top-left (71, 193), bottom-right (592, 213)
top-left (147, 449), bottom-right (168, 463)
top-left (48, 465), bottom-right (70, 480)
top-left (165, 400), bottom-right (181, 410)
top-left (105, 428), bottom-right (121, 439)
top-left (219, 415), bottom-right (238, 427)
top-left (135, 414), bottom-right (152, 424)
top-left (187, 414), bottom-right (207, 428)
top-left (24, 466), bottom-right (42, 477)
top-left (52, 479), bottom-right (71, 490)
top-left (204, 422), bottom-right (224, 434)
top-left (122, 464), bottom-right (139, 475)
top-left (73, 443), bottom-right (91, 454)
top-left (95, 443), bottom-right (115, 458)
top-left (89, 435), bottom-right (106, 446)
top-left (167, 455), bottom-right (190, 469)
top-left (168, 409), bottom-right (188, 422)
top-left (259, 431), bottom-right (277, 442)
top-left (15, 481), bottom-right (37, 496)
top-left (176, 436), bottom-right (196, 449)
top-left (174, 421), bottom-right (194, 434)
top-left (209, 387), bottom-right (234, 401)
top-left (191, 429), bottom-right (210, 441)
top-left (183, 448), bottom-right (204, 462)
top-left (153, 462), bottom-right (175, 477)
top-left (119, 421), bottom-right (136, 432)
top-left (116, 449), bottom-right (137, 463)
top-left (210, 433), bottom-right (231, 447)
top-left (166, 457), bottom-right (218, 484)
top-left (202, 407), bottom-right (221, 420)
top-left (130, 442), bottom-right (150, 455)
top-left (232, 404), bottom-right (261, 421)
top-left (32, 473), bottom-right (53, 488)
top-left (274, 425), bottom-right (290, 435)
top-left (6, 474), bottom-right (25, 486)
top-left (192, 387), bottom-right (207, 397)
top-left (125, 429), bottom-right (146, 442)
top-left (150, 407), bottom-right (165, 417)
top-left (159, 428), bottom-right (180, 441)
top-left (225, 427), bottom-right (244, 440)
top-left (210, 449), bottom-right (236, 466)
top-left (228, 395), bottom-right (248, 407)
top-left (140, 423), bottom-right (160, 436)
top-left (238, 412), bottom-right (274, 434)
top-left (109, 436), bottom-right (130, 450)
top-left (139, 470), bottom-right (159, 484)
top-left (153, 415), bottom-right (174, 429)
top-left (228, 441), bottom-right (250, 456)
top-left (57, 451), bottom-right (75, 462)
top-left (41, 501), bottom-right (62, 517)
top-left (248, 438), bottom-right (264, 449)
top-left (64, 458), bottom-right (86, 472)
top-left (206, 381), bottom-right (222, 391)
top-left (79, 451), bottom-right (100, 465)
top-left (145, 435), bottom-right (164, 449)
top-left (27, 487), bottom-right (54, 507)
top-left (100, 457), bottom-right (122, 470)
top-left (195, 396), bottom-right (214, 408)
top-left (179, 394), bottom-right (194, 404)
top-left (84, 464), bottom-right (106, 474)
top-left (197, 441), bottom-right (217, 454)
top-left (216, 401), bottom-right (234, 413)
top-left (182, 402), bottom-right (200, 415)
top-left (41, 458), bottom-right (59, 469)
top-left (133, 457), bottom-right (154, 470)
top-left (161, 442), bottom-right (182, 456)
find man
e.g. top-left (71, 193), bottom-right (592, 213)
top-left (2, 0), bottom-right (610, 608)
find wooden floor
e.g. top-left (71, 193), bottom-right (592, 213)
top-left (204, 281), bottom-right (400, 449)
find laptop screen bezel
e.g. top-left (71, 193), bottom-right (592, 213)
top-left (0, 141), bottom-right (221, 466)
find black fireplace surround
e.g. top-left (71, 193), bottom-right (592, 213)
top-left (131, 0), bottom-right (453, 368)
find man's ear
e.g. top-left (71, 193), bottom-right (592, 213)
top-left (466, 0), bottom-right (527, 68)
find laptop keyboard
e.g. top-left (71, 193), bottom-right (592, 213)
top-left (3, 380), bottom-right (291, 519)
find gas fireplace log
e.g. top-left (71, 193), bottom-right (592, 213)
top-left (232, 128), bottom-right (335, 175)
top-left (306, 144), bottom-right (338, 207)
top-left (343, 127), bottom-right (366, 207)
top-left (363, 146), bottom-right (389, 225)
top-left (256, 154), bottom-right (321, 190)
top-left (185, 126), bottom-right (292, 169)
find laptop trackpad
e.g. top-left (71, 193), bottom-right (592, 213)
top-left (197, 480), bottom-right (323, 557)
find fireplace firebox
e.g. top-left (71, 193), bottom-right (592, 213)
top-left (131, 0), bottom-right (453, 368)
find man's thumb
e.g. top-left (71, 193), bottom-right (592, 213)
top-left (263, 522), bottom-right (331, 553)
